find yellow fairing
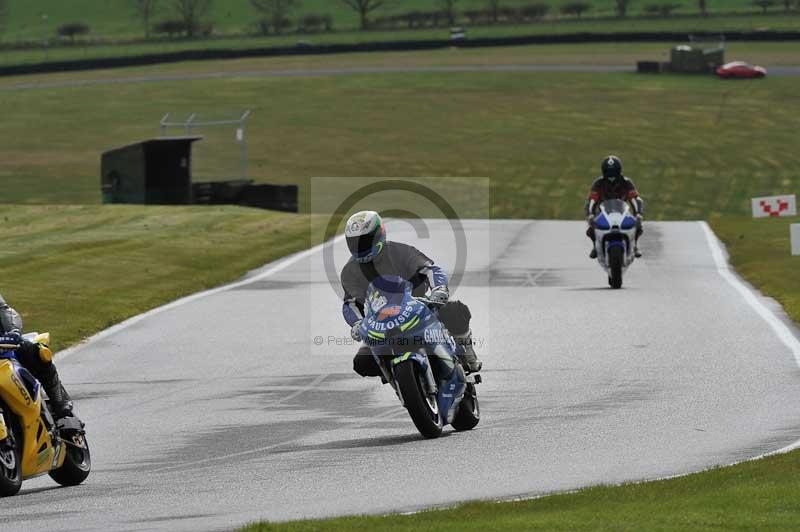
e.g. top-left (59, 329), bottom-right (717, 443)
top-left (0, 360), bottom-right (66, 478)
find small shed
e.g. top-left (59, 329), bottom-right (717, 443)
top-left (670, 45), bottom-right (725, 74)
top-left (101, 136), bottom-right (202, 205)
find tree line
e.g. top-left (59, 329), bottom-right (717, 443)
top-left (337, 0), bottom-right (799, 30)
top-left (0, 0), bottom-right (797, 42)
top-left (137, 0), bottom-right (800, 36)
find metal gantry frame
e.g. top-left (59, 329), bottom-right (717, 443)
top-left (159, 110), bottom-right (252, 180)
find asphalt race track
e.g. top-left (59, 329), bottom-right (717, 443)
top-left (3, 220), bottom-right (800, 531)
top-left (2, 64), bottom-right (800, 91)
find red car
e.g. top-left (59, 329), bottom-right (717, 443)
top-left (716, 61), bottom-right (767, 79)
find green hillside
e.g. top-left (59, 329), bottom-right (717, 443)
top-left (1, 0), bottom-right (797, 42)
top-left (1, 45), bottom-right (797, 220)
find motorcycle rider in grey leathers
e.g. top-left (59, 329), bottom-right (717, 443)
top-left (340, 210), bottom-right (482, 377)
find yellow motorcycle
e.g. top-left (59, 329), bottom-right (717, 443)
top-left (0, 333), bottom-right (90, 496)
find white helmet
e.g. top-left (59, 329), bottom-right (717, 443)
top-left (345, 211), bottom-right (386, 263)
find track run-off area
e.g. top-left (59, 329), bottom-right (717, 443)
top-left (2, 64), bottom-right (800, 92)
top-left (3, 220), bottom-right (800, 531)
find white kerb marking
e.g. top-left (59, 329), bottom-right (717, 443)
top-left (700, 221), bottom-right (800, 368)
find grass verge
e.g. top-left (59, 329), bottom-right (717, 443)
top-left (0, 204), bottom-right (315, 351)
top-left (710, 216), bottom-right (800, 323)
top-left (242, 448), bottom-right (800, 531)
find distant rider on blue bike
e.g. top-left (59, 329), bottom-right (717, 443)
top-left (340, 210), bottom-right (482, 377)
top-left (585, 155), bottom-right (645, 259)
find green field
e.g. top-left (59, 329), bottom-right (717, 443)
top-left (1, 44), bottom-right (798, 220)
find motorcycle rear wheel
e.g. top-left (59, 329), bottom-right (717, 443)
top-left (0, 407), bottom-right (22, 497)
top-left (396, 362), bottom-right (443, 439)
top-left (49, 431), bottom-right (91, 487)
top-left (451, 383), bottom-right (480, 431)
top-left (608, 246), bottom-right (624, 289)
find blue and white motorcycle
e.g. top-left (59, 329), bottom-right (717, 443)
top-left (593, 199), bottom-right (638, 289)
top-left (360, 276), bottom-right (481, 439)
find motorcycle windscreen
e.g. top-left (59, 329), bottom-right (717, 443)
top-left (601, 199), bottom-right (629, 214)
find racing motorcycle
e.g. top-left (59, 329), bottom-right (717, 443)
top-left (0, 333), bottom-right (90, 497)
top-left (360, 276), bottom-right (481, 439)
top-left (593, 199), bottom-right (638, 289)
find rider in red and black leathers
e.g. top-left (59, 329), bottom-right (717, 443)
top-left (585, 155), bottom-right (644, 258)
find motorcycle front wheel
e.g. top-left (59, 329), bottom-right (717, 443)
top-left (0, 407), bottom-right (21, 497)
top-left (396, 362), bottom-right (443, 439)
top-left (608, 246), bottom-right (624, 289)
top-left (49, 431), bottom-right (91, 487)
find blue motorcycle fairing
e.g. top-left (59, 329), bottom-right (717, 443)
top-left (594, 213), bottom-right (611, 230)
top-left (0, 350), bottom-right (18, 361)
top-left (0, 351), bottom-right (41, 401)
top-left (16, 365), bottom-right (41, 402)
top-left (432, 354), bottom-right (467, 423)
top-left (605, 239), bottom-right (627, 254)
top-left (360, 277), bottom-right (433, 342)
top-left (362, 275), bottom-right (467, 425)
top-left (620, 214), bottom-right (637, 230)
top-left (360, 300), bottom-right (432, 341)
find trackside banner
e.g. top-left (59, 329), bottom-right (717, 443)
top-left (751, 194), bottom-right (797, 218)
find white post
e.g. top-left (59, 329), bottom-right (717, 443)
top-left (792, 224), bottom-right (800, 256)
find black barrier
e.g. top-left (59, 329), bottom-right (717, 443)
top-left (2, 30), bottom-right (799, 78)
top-left (239, 184), bottom-right (299, 213)
top-left (637, 61), bottom-right (661, 73)
top-left (191, 179), bottom-right (252, 205)
top-left (192, 180), bottom-right (299, 213)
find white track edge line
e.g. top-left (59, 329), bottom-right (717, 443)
top-left (699, 220), bottom-right (800, 457)
top-left (57, 234), bottom-right (346, 361)
top-left (699, 221), bottom-right (800, 366)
